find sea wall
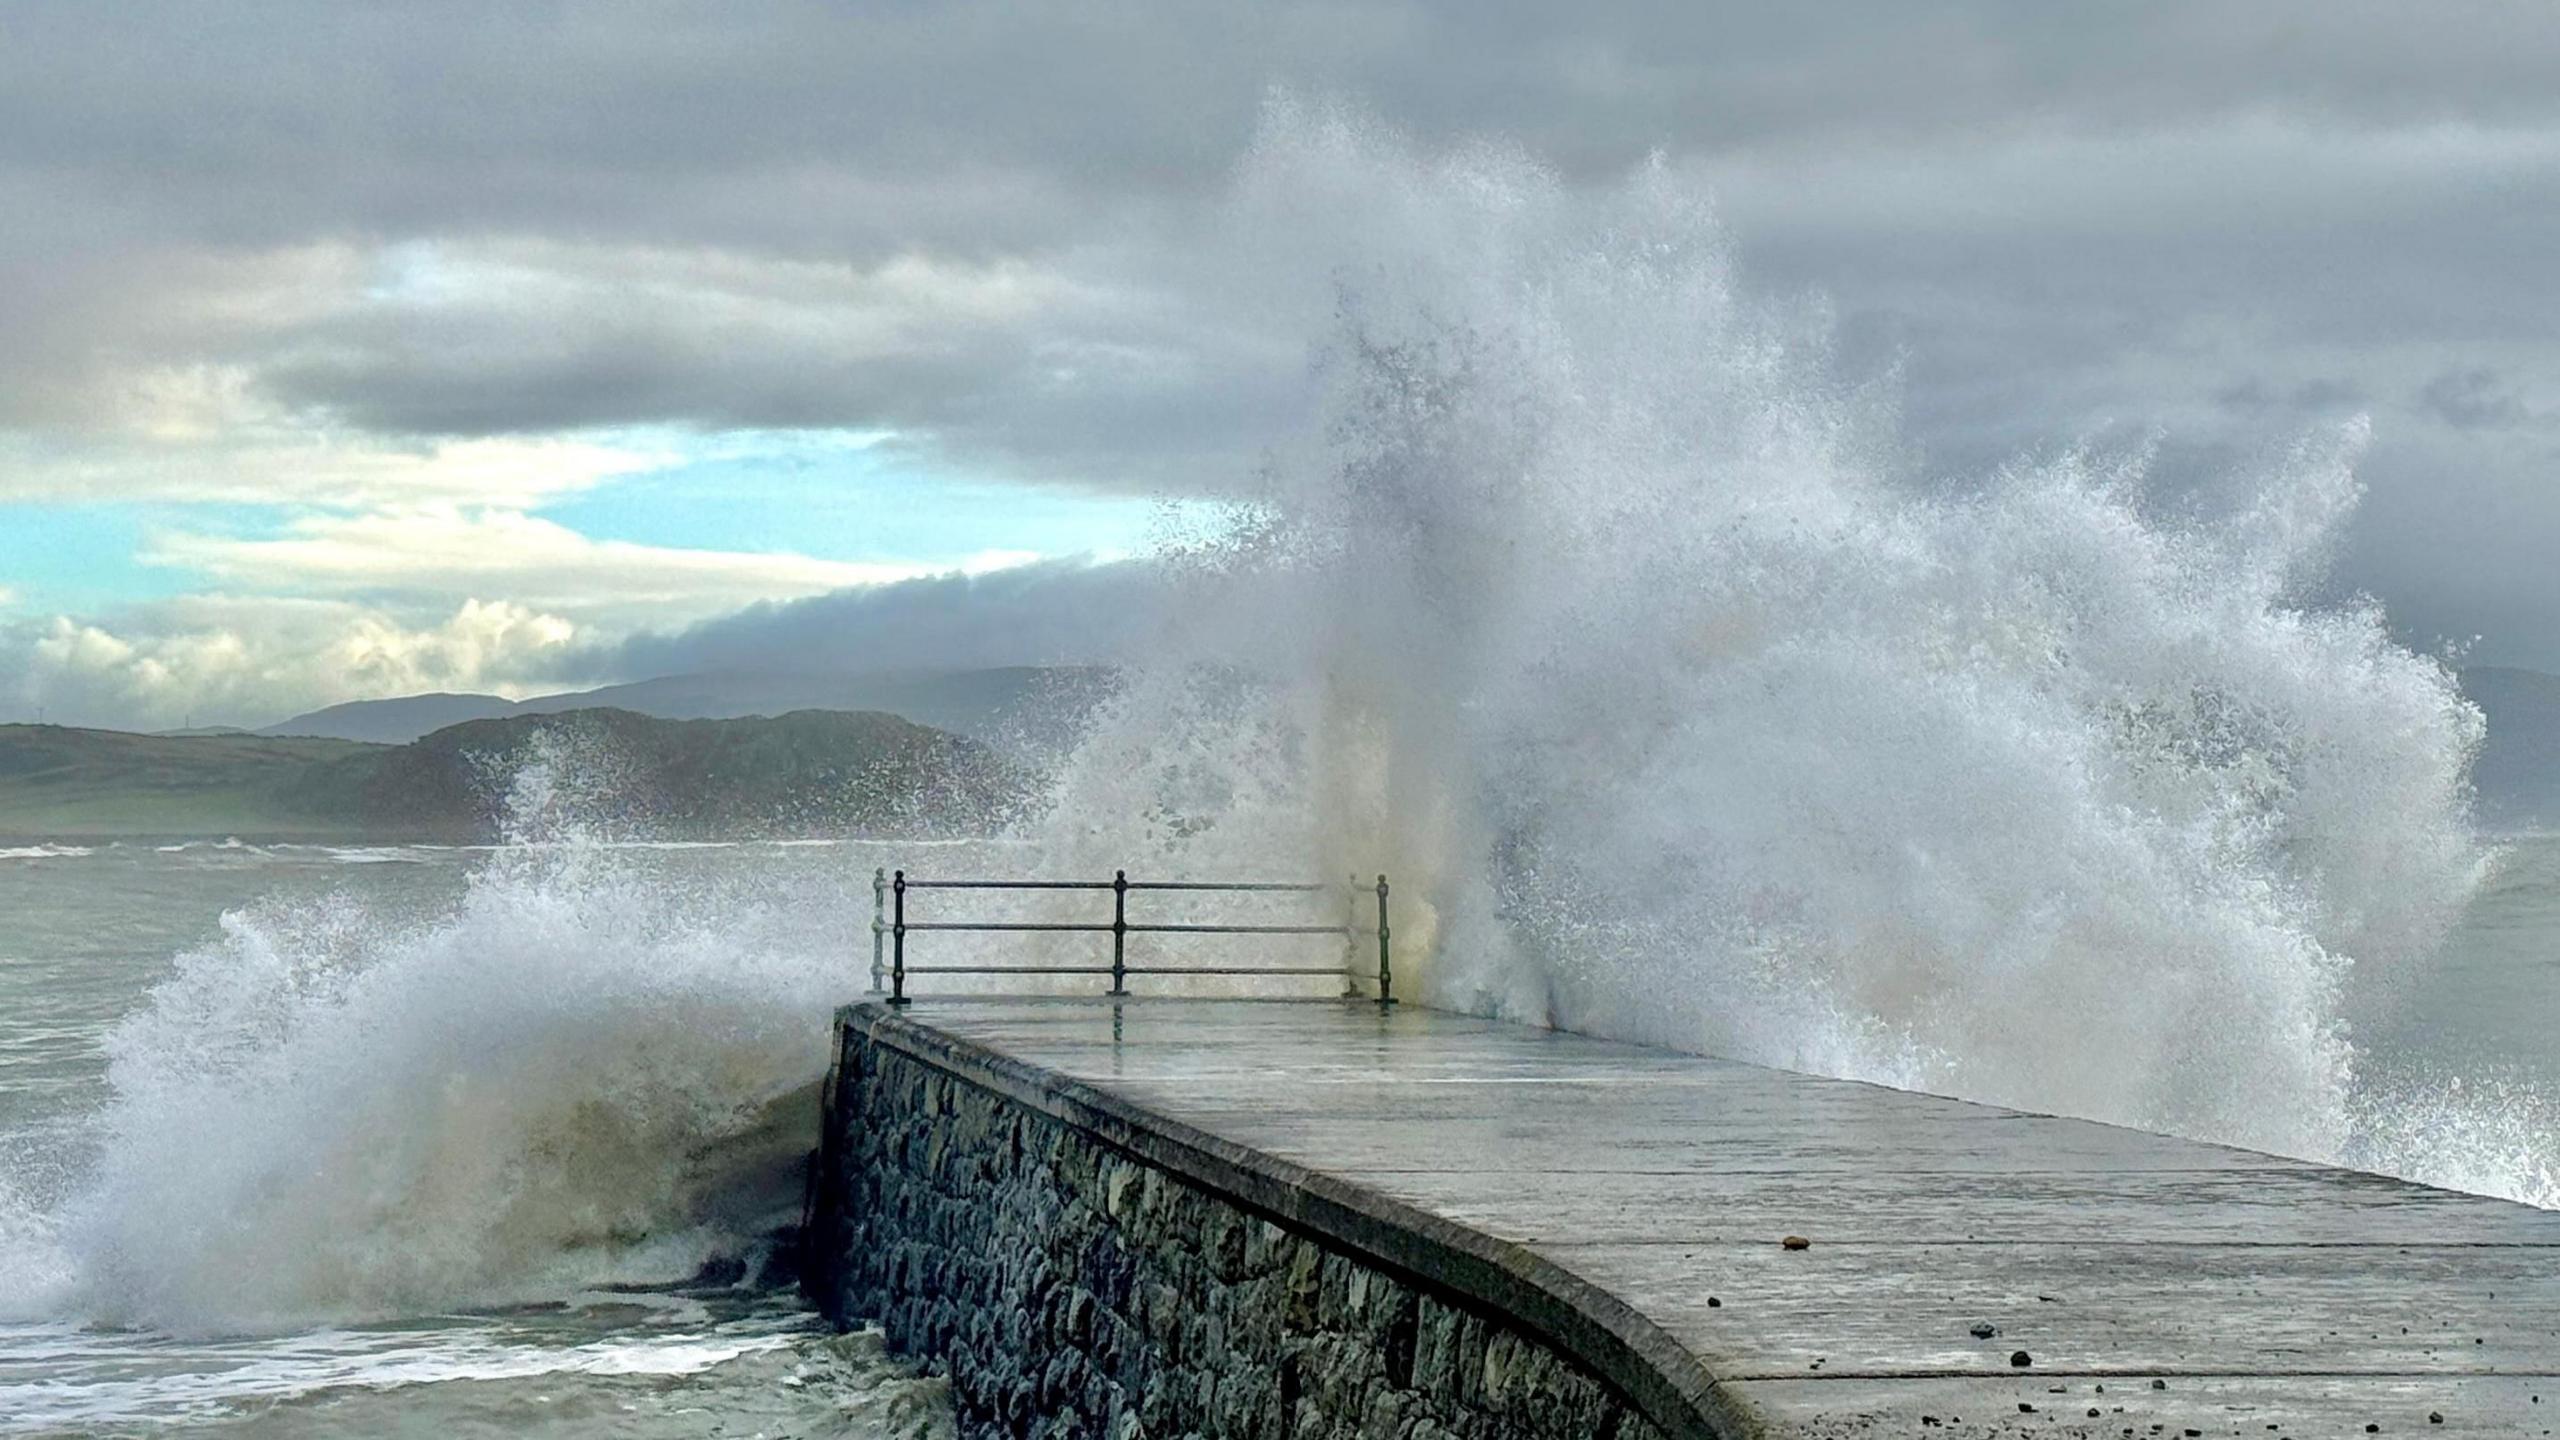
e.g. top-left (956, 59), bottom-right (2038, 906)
top-left (804, 1003), bottom-right (1709, 1439)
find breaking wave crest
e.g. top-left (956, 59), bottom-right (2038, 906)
top-left (1033, 101), bottom-right (2519, 1199)
top-left (36, 770), bottom-right (864, 1332)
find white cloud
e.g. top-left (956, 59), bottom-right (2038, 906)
top-left (142, 506), bottom-right (984, 629)
top-left (959, 549), bottom-right (1045, 575)
top-left (0, 428), bottom-right (672, 510)
top-left (5, 596), bottom-right (584, 730)
top-left (2, 542), bottom-right (1090, 729)
top-left (0, 507), bottom-right (1073, 728)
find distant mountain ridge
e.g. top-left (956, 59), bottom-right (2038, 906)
top-left (259, 666), bottom-right (1114, 754)
top-left (265, 693), bottom-right (518, 744)
top-left (0, 708), bottom-right (1019, 841)
top-left (255, 663), bottom-right (2560, 822)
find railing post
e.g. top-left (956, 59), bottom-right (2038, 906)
top-left (889, 869), bottom-right (910, 1006)
top-left (869, 867), bottom-right (887, 993)
top-left (1110, 869), bottom-right (1129, 995)
top-left (1343, 873), bottom-right (1361, 997)
top-left (1375, 874), bottom-right (1394, 1006)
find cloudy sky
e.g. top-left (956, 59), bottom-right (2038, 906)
top-left (2, 2), bottom-right (2553, 730)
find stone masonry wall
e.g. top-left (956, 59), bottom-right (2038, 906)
top-left (806, 1017), bottom-right (1673, 1440)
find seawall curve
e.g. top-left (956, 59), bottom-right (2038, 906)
top-left (805, 999), bottom-right (1730, 1438)
top-left (804, 997), bottom-right (2560, 1438)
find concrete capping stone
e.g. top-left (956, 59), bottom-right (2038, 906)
top-left (840, 1000), bottom-right (1755, 1440)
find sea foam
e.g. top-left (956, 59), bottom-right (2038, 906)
top-left (1029, 100), bottom-right (2510, 1196)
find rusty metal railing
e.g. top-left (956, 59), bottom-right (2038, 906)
top-left (868, 868), bottom-right (1392, 1006)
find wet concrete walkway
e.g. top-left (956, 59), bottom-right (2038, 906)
top-left (879, 997), bottom-right (2560, 1438)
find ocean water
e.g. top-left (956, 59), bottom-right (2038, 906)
top-left (4, 832), bottom-right (2555, 1432)
top-left (0, 839), bottom-right (959, 1438)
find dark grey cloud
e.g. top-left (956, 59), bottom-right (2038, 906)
top-left (3, 1), bottom-right (2559, 663)
top-left (232, 239), bottom-right (1305, 489)
top-left (9, 3), bottom-right (2556, 234)
top-left (2419, 368), bottom-right (2533, 431)
top-left (576, 558), bottom-right (1167, 681)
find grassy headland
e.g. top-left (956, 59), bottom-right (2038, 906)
top-left (0, 708), bottom-right (1021, 842)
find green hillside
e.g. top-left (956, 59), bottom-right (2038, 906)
top-left (338, 707), bottom-right (1024, 838)
top-left (0, 709), bottom-right (1021, 841)
top-left (0, 727), bottom-right (386, 837)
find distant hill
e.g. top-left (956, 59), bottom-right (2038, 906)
top-left (0, 728), bottom-right (385, 837)
top-left (260, 692), bottom-right (518, 744)
top-left (260, 667), bottom-right (1113, 754)
top-left (0, 709), bottom-right (1020, 841)
top-left (334, 708), bottom-right (1023, 839)
top-left (2462, 666), bottom-right (2560, 829)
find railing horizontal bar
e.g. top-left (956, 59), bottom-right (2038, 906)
top-left (899, 879), bottom-right (1115, 891)
top-left (899, 878), bottom-right (1348, 892)
top-left (899, 965), bottom-right (1354, 977)
top-left (903, 965), bottom-right (1119, 975)
top-left (1127, 923), bottom-right (1361, 935)
top-left (1124, 881), bottom-right (1336, 893)
top-left (904, 922), bottom-right (1114, 933)
top-left (1121, 966), bottom-right (1356, 976)
top-left (903, 922), bottom-right (1377, 935)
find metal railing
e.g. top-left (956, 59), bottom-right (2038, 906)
top-left (868, 867), bottom-right (1393, 1006)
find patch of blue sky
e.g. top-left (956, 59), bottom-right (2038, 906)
top-left (542, 428), bottom-right (1203, 569)
top-left (0, 430), bottom-right (1243, 618)
top-left (0, 504), bottom-right (208, 614)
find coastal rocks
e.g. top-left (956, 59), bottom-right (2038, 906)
top-left (806, 1026), bottom-right (1669, 1440)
